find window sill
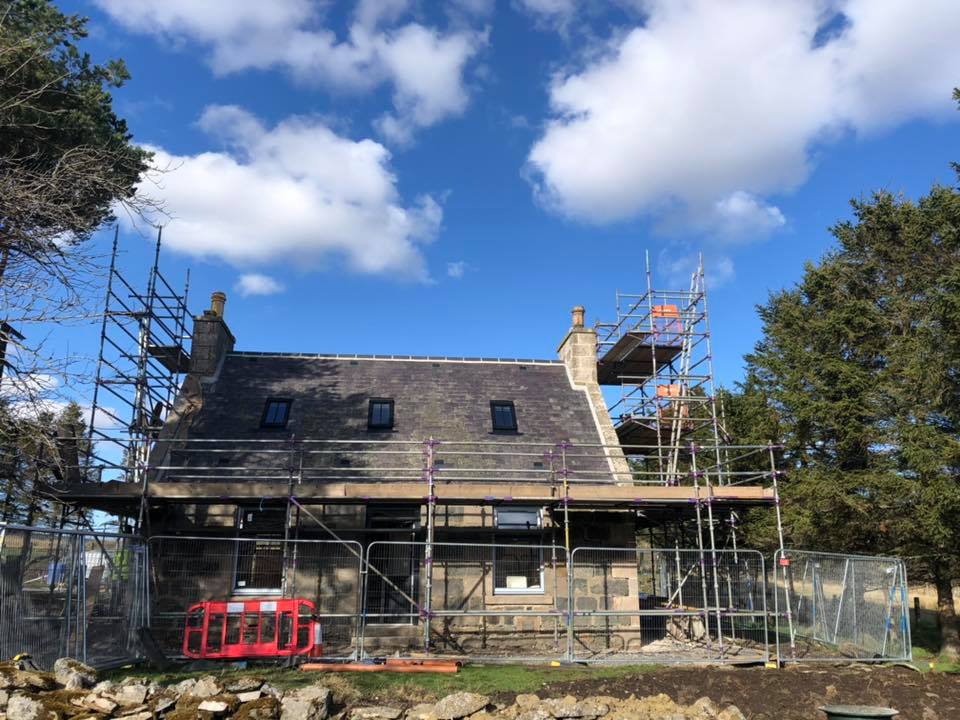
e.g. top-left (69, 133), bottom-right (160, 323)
top-left (232, 588), bottom-right (282, 596)
top-left (488, 591), bottom-right (550, 604)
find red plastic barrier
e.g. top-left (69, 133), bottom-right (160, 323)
top-left (182, 598), bottom-right (322, 659)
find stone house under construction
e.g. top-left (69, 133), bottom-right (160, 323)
top-left (59, 279), bottom-right (779, 660)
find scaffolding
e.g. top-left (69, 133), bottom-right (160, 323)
top-left (54, 242), bottom-right (800, 664)
top-left (85, 228), bottom-right (191, 531)
top-left (595, 253), bottom-right (788, 645)
top-left (596, 253), bottom-right (725, 482)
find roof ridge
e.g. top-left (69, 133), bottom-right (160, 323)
top-left (227, 351), bottom-right (561, 365)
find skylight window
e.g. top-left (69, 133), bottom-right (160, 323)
top-left (490, 400), bottom-right (517, 432)
top-left (368, 398), bottom-right (394, 430)
top-left (260, 399), bottom-right (291, 429)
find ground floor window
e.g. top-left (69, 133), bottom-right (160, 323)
top-left (234, 506), bottom-right (285, 594)
top-left (493, 506), bottom-right (544, 594)
top-left (493, 538), bottom-right (544, 594)
top-left (234, 539), bottom-right (284, 594)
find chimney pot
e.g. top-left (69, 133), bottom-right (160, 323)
top-left (210, 291), bottom-right (226, 318)
top-left (571, 305), bottom-right (585, 328)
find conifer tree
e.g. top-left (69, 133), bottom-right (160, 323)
top-left (731, 181), bottom-right (960, 658)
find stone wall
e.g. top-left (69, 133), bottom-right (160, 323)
top-left (148, 503), bottom-right (650, 657)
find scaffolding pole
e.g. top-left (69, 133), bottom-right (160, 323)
top-left (693, 442), bottom-right (724, 655)
top-left (768, 441), bottom-right (794, 659)
top-left (422, 437), bottom-right (438, 652)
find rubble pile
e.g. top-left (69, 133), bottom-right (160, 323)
top-left (0, 660), bottom-right (749, 720)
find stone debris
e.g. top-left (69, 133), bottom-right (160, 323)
top-left (717, 706), bottom-right (747, 720)
top-left (171, 677), bottom-right (198, 696)
top-left (262, 683), bottom-right (284, 698)
top-left (514, 695), bottom-right (540, 711)
top-left (228, 676), bottom-right (267, 693)
top-left (280, 684), bottom-right (332, 720)
top-left (351, 705), bottom-right (403, 720)
top-left (517, 709), bottom-right (553, 720)
top-left (406, 702), bottom-right (437, 720)
top-left (690, 697), bottom-right (718, 719)
top-left (153, 692), bottom-right (179, 714)
top-left (110, 682), bottom-right (149, 707)
top-left (192, 675), bottom-right (226, 698)
top-left (7, 695), bottom-right (46, 720)
top-left (53, 657), bottom-right (98, 690)
top-left (200, 698), bottom-right (235, 713)
top-left (0, 657), bottom-right (754, 720)
top-left (433, 692), bottom-right (491, 720)
top-left (540, 697), bottom-right (608, 719)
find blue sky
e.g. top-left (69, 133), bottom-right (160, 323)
top-left (47, 0), bottom-right (960, 399)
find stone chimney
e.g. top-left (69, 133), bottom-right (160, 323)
top-left (558, 305), bottom-right (598, 385)
top-left (557, 305), bottom-right (632, 483)
top-left (190, 291), bottom-right (235, 377)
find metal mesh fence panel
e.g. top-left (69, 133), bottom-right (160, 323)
top-left (80, 533), bottom-right (148, 667)
top-left (148, 536), bottom-right (363, 659)
top-left (361, 541), bottom-right (568, 660)
top-left (0, 524), bottom-right (146, 669)
top-left (569, 547), bottom-right (768, 663)
top-left (6, 528), bottom-right (910, 666)
top-left (773, 549), bottom-right (911, 662)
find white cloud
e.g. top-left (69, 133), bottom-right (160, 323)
top-left (712, 191), bottom-right (786, 240)
top-left (372, 24), bottom-right (483, 144)
top-left (514, 0), bottom-right (578, 29)
top-left (0, 373), bottom-right (120, 430)
top-left (527, 0), bottom-right (960, 228)
top-left (658, 251), bottom-right (735, 289)
top-left (356, 0), bottom-right (412, 30)
top-left (93, 0), bottom-right (485, 142)
top-left (446, 261), bottom-right (467, 278)
top-left (143, 105), bottom-right (442, 280)
top-left (82, 404), bottom-right (124, 432)
top-left (1, 372), bottom-right (60, 401)
top-left (235, 273), bottom-right (286, 297)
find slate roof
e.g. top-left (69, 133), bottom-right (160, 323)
top-left (163, 352), bottom-right (614, 484)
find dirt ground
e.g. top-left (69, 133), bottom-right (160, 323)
top-left (519, 664), bottom-right (957, 720)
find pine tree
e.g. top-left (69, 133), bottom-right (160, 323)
top-left (731, 184), bottom-right (960, 659)
top-left (0, 399), bottom-right (90, 524)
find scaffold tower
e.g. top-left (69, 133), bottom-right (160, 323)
top-left (596, 253), bottom-right (725, 486)
top-left (86, 228), bottom-right (192, 530)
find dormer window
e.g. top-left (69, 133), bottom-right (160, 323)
top-left (490, 400), bottom-right (517, 432)
top-left (368, 398), bottom-right (394, 430)
top-left (260, 399), bottom-right (291, 429)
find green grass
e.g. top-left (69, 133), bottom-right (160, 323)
top-left (909, 615), bottom-right (960, 673)
top-left (105, 662), bottom-right (661, 703)
top-left (909, 646), bottom-right (960, 673)
top-left (337, 663), bottom-right (660, 697)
